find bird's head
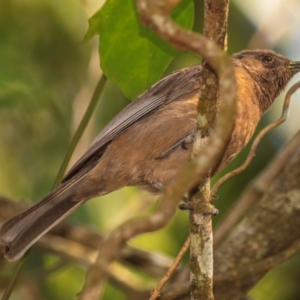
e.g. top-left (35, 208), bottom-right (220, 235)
top-left (231, 49), bottom-right (300, 113)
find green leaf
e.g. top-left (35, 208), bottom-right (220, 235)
top-left (84, 0), bottom-right (194, 99)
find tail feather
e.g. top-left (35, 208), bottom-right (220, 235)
top-left (0, 183), bottom-right (83, 261)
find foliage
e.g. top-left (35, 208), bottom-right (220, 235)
top-left (85, 0), bottom-right (194, 99)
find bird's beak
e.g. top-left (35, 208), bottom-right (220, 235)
top-left (289, 61), bottom-right (300, 72)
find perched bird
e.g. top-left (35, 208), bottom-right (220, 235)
top-left (1, 49), bottom-right (300, 261)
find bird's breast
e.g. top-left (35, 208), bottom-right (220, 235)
top-left (216, 69), bottom-right (262, 172)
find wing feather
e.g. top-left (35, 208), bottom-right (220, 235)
top-left (63, 64), bottom-right (201, 182)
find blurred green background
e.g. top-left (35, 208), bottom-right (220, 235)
top-left (0, 0), bottom-right (300, 299)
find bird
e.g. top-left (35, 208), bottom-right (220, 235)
top-left (1, 49), bottom-right (300, 261)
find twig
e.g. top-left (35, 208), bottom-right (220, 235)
top-left (78, 0), bottom-right (236, 298)
top-left (39, 233), bottom-right (172, 286)
top-left (149, 237), bottom-right (190, 300)
top-left (214, 81), bottom-right (300, 248)
top-left (52, 75), bottom-right (107, 188)
top-left (160, 238), bottom-right (300, 299)
top-left (212, 80), bottom-right (300, 196)
top-left (39, 235), bottom-right (151, 299)
top-left (0, 75), bottom-right (107, 300)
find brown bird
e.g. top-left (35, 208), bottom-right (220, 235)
top-left (1, 49), bottom-right (300, 261)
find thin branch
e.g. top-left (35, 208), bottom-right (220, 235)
top-left (213, 81), bottom-right (300, 248)
top-left (160, 238), bottom-right (300, 300)
top-left (68, 48), bottom-right (102, 167)
top-left (0, 74), bottom-right (108, 300)
top-left (214, 132), bottom-right (300, 248)
top-left (212, 80), bottom-right (300, 196)
top-left (78, 0), bottom-right (236, 298)
top-left (52, 75), bottom-right (107, 188)
top-left (213, 151), bottom-right (300, 298)
top-left (38, 229), bottom-right (176, 281)
top-left (150, 237), bottom-right (190, 300)
top-left (38, 235), bottom-right (151, 299)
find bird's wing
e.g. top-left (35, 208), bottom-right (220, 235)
top-left (62, 64), bottom-right (201, 182)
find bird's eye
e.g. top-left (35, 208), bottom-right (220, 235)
top-left (262, 55), bottom-right (273, 63)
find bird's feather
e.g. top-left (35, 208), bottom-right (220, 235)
top-left (63, 64), bottom-right (201, 182)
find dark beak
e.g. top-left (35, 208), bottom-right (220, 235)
top-left (289, 61), bottom-right (300, 71)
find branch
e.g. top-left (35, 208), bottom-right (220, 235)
top-left (188, 1), bottom-right (229, 299)
top-left (212, 80), bottom-right (300, 196)
top-left (160, 238), bottom-right (300, 300)
top-left (213, 137), bottom-right (300, 298)
top-left (150, 237), bottom-right (190, 300)
top-left (1, 72), bottom-right (107, 300)
top-left (157, 83), bottom-right (300, 299)
top-left (214, 81), bottom-right (300, 247)
top-left (52, 75), bottom-right (106, 188)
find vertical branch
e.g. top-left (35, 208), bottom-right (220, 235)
top-left (189, 176), bottom-right (215, 300)
top-left (199, 0), bottom-right (229, 143)
top-left (199, 0), bottom-right (229, 130)
top-left (203, 0), bottom-right (229, 46)
top-left (189, 1), bottom-right (229, 299)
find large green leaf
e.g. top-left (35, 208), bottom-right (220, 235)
top-left (84, 0), bottom-right (194, 99)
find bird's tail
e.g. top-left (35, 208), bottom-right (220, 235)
top-left (0, 182), bottom-right (83, 261)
